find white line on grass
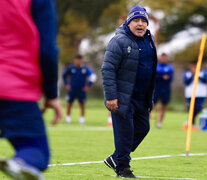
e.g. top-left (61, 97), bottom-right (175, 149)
top-left (49, 152), bottom-right (207, 167)
top-left (49, 160), bottom-right (103, 167)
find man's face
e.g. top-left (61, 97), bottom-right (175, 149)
top-left (128, 18), bottom-right (148, 37)
top-left (189, 64), bottom-right (196, 74)
top-left (74, 58), bottom-right (83, 67)
top-left (159, 54), bottom-right (169, 64)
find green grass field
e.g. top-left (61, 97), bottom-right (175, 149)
top-left (0, 100), bottom-right (207, 180)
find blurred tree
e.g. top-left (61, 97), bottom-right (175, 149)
top-left (56, 0), bottom-right (121, 27)
top-left (175, 40), bottom-right (207, 62)
top-left (56, 0), bottom-right (121, 64)
top-left (143, 0), bottom-right (207, 41)
top-left (58, 10), bottom-right (90, 64)
top-left (99, 0), bottom-right (128, 34)
top-left (140, 0), bottom-right (207, 62)
top-left (56, 0), bottom-right (70, 27)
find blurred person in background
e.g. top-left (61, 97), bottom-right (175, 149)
top-left (0, 0), bottom-right (62, 179)
top-left (107, 112), bottom-right (113, 127)
top-left (102, 5), bottom-right (157, 178)
top-left (63, 54), bottom-right (97, 124)
top-left (183, 61), bottom-right (207, 131)
top-left (153, 53), bottom-right (174, 128)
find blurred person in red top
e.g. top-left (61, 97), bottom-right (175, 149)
top-left (0, 0), bottom-right (62, 179)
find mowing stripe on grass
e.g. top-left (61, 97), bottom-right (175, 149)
top-left (49, 153), bottom-right (207, 167)
top-left (138, 176), bottom-right (198, 180)
top-left (64, 174), bottom-right (198, 180)
top-left (48, 126), bottom-right (112, 131)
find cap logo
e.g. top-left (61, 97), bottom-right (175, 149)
top-left (127, 11), bottom-right (148, 21)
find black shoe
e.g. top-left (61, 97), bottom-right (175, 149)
top-left (104, 155), bottom-right (116, 172)
top-left (117, 168), bottom-right (137, 179)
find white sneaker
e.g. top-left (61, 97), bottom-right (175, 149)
top-left (79, 117), bottom-right (85, 124)
top-left (66, 116), bottom-right (71, 124)
top-left (0, 158), bottom-right (44, 180)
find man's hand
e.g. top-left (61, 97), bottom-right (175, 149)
top-left (106, 99), bottom-right (118, 112)
top-left (66, 85), bottom-right (71, 91)
top-left (82, 85), bottom-right (89, 91)
top-left (42, 98), bottom-right (63, 125)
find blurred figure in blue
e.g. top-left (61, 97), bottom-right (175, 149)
top-left (63, 55), bottom-right (97, 124)
top-left (183, 61), bottom-right (207, 131)
top-left (153, 53), bottom-right (174, 128)
top-left (0, 0), bottom-right (62, 179)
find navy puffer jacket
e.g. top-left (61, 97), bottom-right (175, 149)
top-left (101, 25), bottom-right (157, 118)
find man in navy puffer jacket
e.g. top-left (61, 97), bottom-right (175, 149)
top-left (102, 5), bottom-right (157, 178)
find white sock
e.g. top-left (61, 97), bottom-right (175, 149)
top-left (79, 116), bottom-right (85, 124)
top-left (66, 116), bottom-right (71, 123)
top-left (156, 123), bottom-right (162, 128)
top-left (108, 116), bottom-right (112, 123)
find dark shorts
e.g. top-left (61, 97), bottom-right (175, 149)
top-left (0, 99), bottom-right (47, 139)
top-left (154, 87), bottom-right (171, 105)
top-left (67, 90), bottom-right (86, 103)
top-left (186, 97), bottom-right (205, 113)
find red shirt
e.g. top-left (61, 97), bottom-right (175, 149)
top-left (0, 0), bottom-right (42, 101)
